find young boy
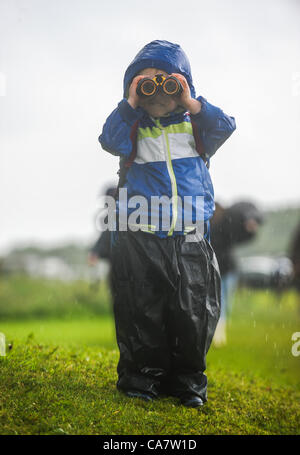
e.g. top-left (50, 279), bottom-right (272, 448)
top-left (98, 40), bottom-right (236, 407)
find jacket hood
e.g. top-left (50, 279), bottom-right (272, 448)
top-left (123, 40), bottom-right (196, 99)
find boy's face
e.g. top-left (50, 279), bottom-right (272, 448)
top-left (137, 68), bottom-right (179, 118)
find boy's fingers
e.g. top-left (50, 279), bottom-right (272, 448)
top-left (170, 73), bottom-right (188, 85)
top-left (128, 75), bottom-right (147, 107)
top-left (131, 75), bottom-right (147, 88)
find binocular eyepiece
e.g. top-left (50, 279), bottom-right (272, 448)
top-left (136, 74), bottom-right (183, 98)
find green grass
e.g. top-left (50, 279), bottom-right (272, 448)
top-left (0, 276), bottom-right (299, 435)
top-left (208, 288), bottom-right (300, 391)
top-left (0, 275), bottom-right (111, 320)
top-left (0, 316), bottom-right (116, 350)
top-left (0, 343), bottom-right (299, 435)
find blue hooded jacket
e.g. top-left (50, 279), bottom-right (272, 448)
top-left (99, 40), bottom-right (236, 238)
top-left (123, 40), bottom-right (196, 99)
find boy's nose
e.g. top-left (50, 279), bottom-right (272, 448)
top-left (154, 91), bottom-right (168, 101)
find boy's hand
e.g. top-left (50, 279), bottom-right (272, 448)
top-left (171, 73), bottom-right (202, 115)
top-left (127, 75), bottom-right (146, 109)
top-left (87, 252), bottom-right (99, 266)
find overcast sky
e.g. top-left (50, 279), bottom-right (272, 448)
top-left (1, 0), bottom-right (300, 254)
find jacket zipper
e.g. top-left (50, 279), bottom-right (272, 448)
top-left (156, 119), bottom-right (178, 236)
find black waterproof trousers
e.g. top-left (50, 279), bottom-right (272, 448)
top-left (110, 228), bottom-right (221, 402)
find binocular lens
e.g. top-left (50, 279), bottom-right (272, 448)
top-left (136, 75), bottom-right (182, 97)
top-left (140, 80), bottom-right (156, 96)
top-left (163, 79), bottom-right (179, 95)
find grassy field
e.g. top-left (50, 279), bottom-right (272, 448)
top-left (0, 275), bottom-right (299, 435)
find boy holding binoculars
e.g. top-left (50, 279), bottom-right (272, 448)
top-left (129, 69), bottom-right (202, 118)
top-left (99, 40), bottom-right (236, 407)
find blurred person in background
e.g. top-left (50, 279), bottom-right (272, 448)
top-left (210, 201), bottom-right (263, 346)
top-left (288, 219), bottom-right (300, 314)
top-left (87, 186), bottom-right (117, 290)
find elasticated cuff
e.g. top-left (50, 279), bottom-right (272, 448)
top-left (189, 96), bottom-right (208, 121)
top-left (118, 99), bottom-right (144, 126)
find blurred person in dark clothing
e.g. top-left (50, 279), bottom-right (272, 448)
top-left (210, 201), bottom-right (263, 346)
top-left (289, 219), bottom-right (300, 313)
top-left (88, 186), bottom-right (117, 289)
top-left (88, 230), bottom-right (112, 265)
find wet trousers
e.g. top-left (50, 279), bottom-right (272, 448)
top-left (110, 229), bottom-right (221, 401)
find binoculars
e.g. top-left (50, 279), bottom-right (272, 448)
top-left (136, 74), bottom-right (183, 97)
